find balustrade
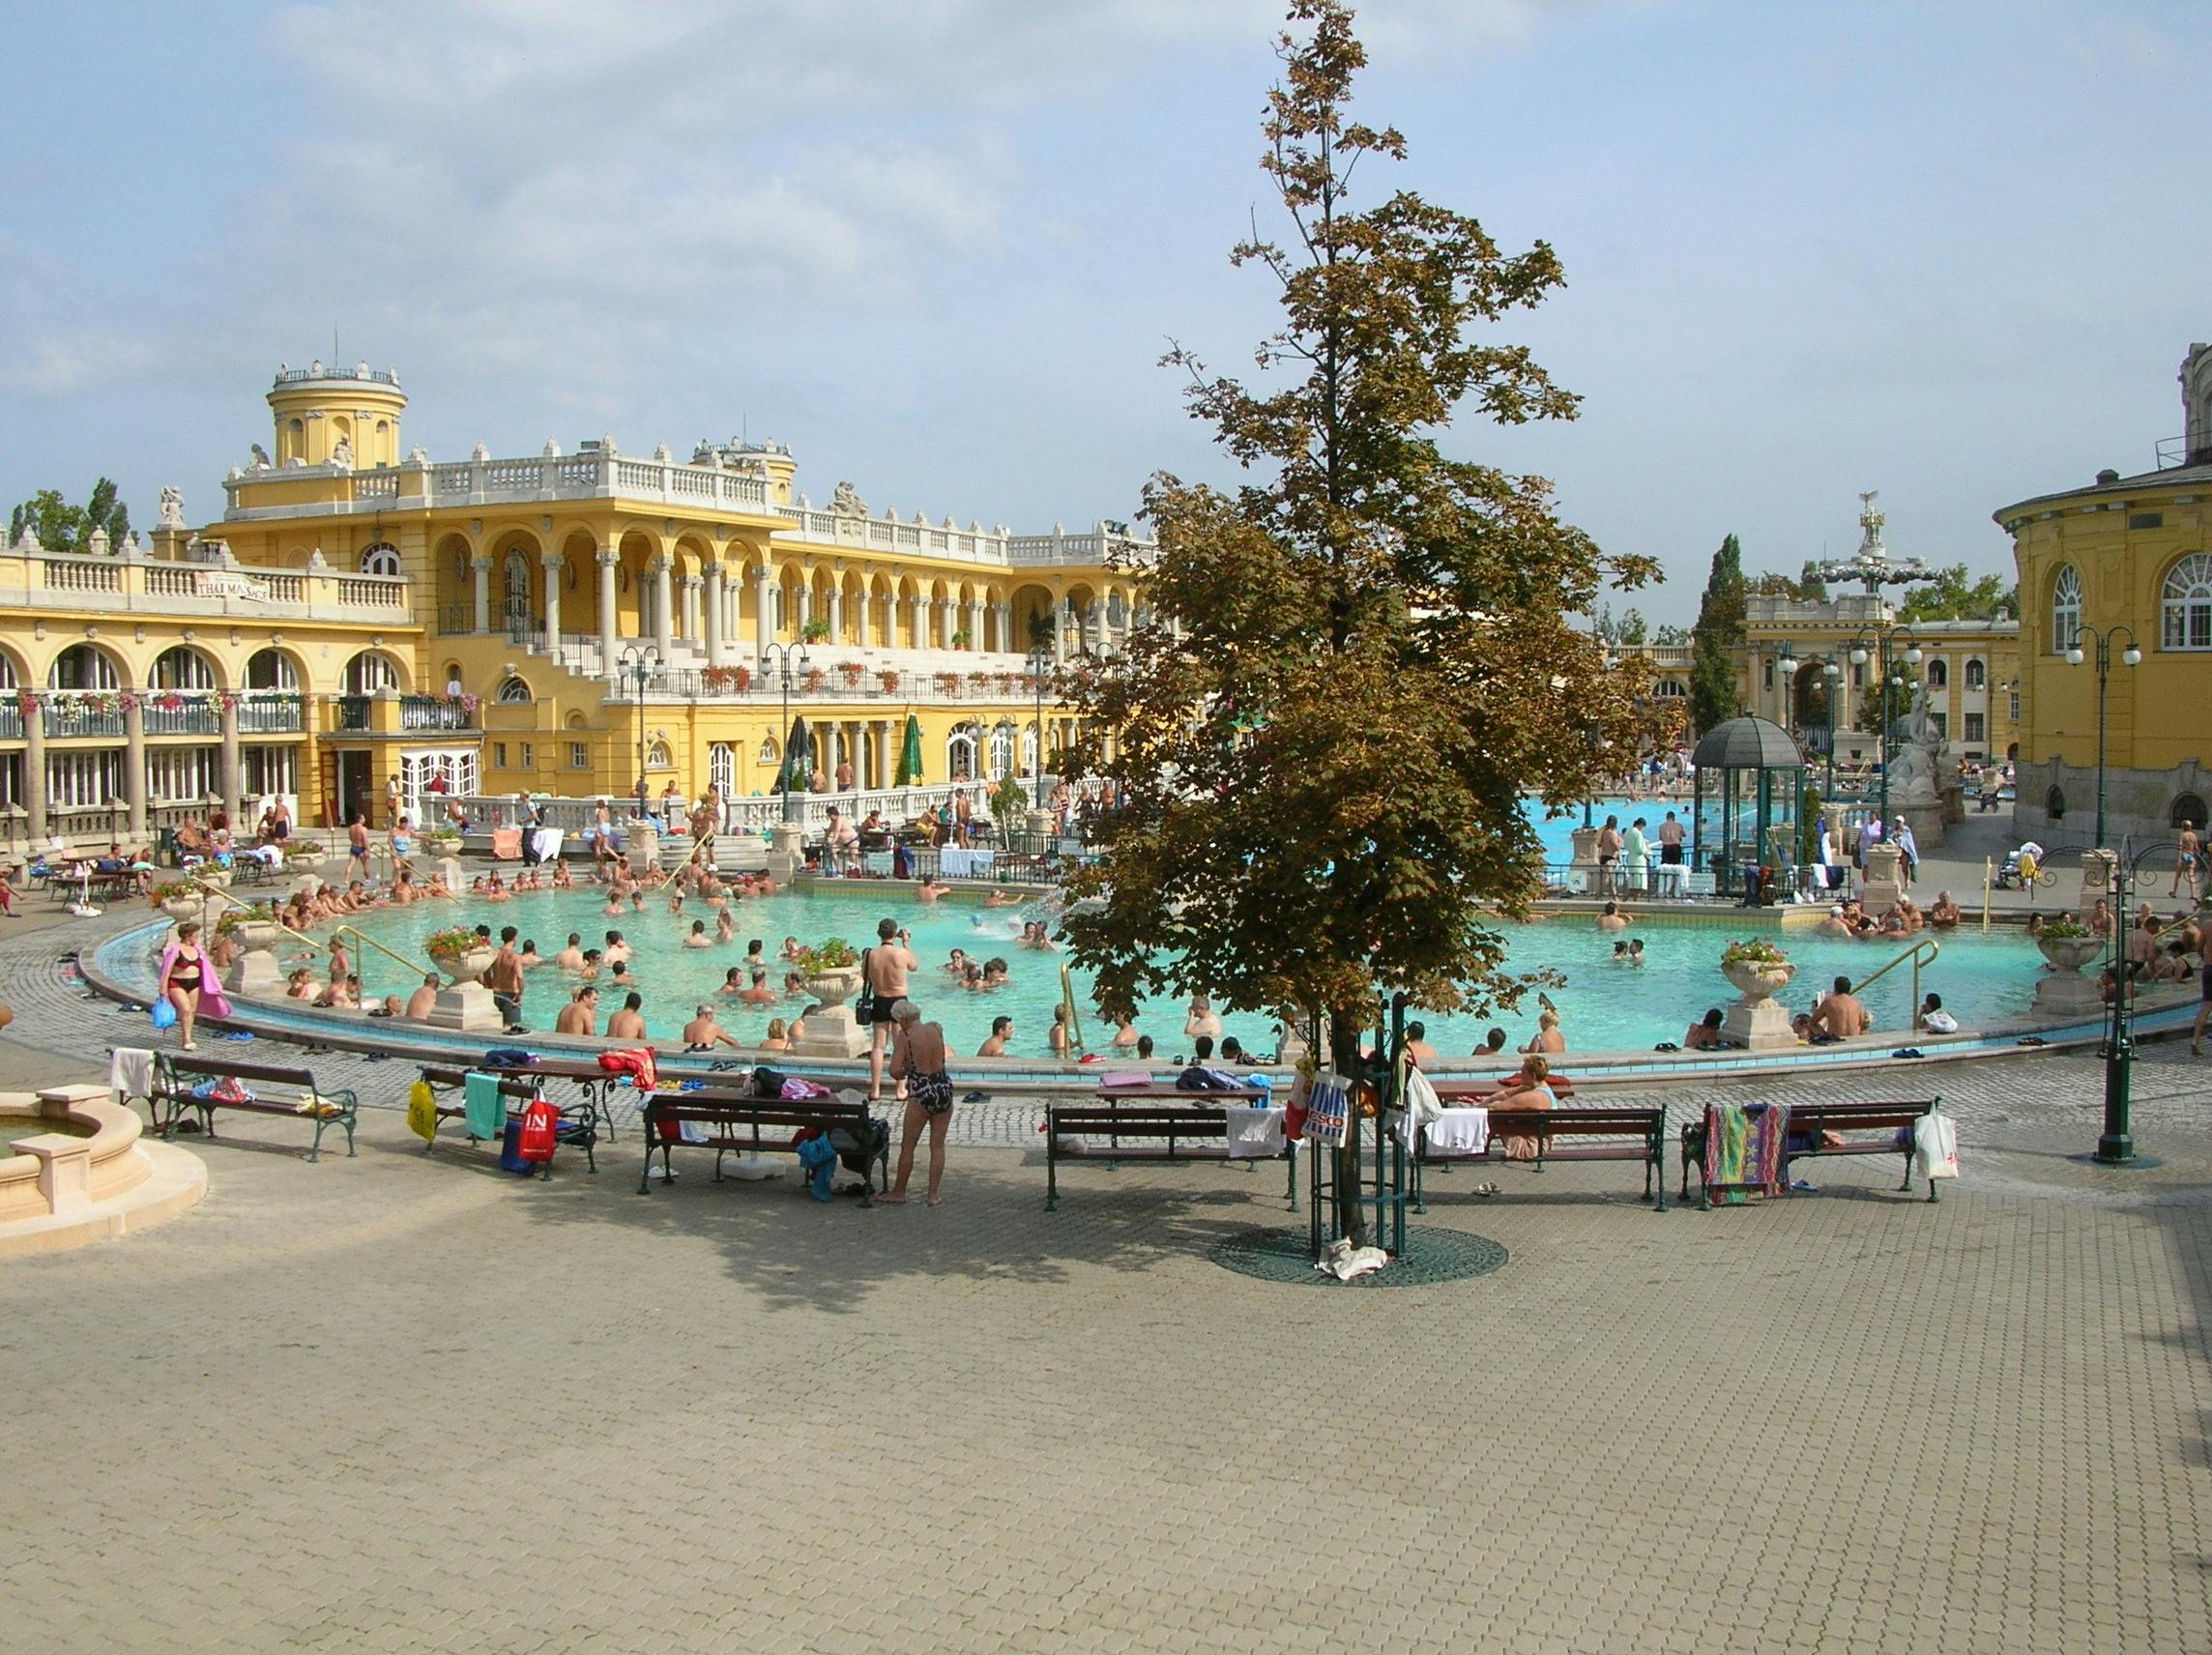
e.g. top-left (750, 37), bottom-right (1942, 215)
top-left (237, 693), bottom-right (305, 735)
top-left (141, 696), bottom-right (223, 737)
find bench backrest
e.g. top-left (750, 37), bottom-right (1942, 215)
top-left (1782, 1100), bottom-right (1936, 1132)
top-left (1481, 1107), bottom-right (1663, 1135)
top-left (160, 1056), bottom-right (319, 1091)
top-left (1095, 1084), bottom-right (1270, 1104)
top-left (419, 1066), bottom-right (542, 1102)
top-left (1053, 1106), bottom-right (1248, 1134)
top-left (647, 1098), bottom-right (872, 1134)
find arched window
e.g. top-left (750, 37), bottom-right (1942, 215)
top-left (153, 646), bottom-right (217, 690)
top-left (2160, 553), bottom-right (2212, 651)
top-left (646, 740), bottom-right (672, 769)
top-left (495, 676), bottom-right (534, 704)
top-left (989, 721), bottom-right (1015, 779)
top-left (342, 651), bottom-right (399, 694)
top-left (360, 542), bottom-right (402, 577)
top-left (2050, 565), bottom-right (2081, 654)
top-left (946, 722), bottom-right (978, 782)
top-left (245, 648), bottom-right (299, 691)
top-left (1925, 658), bottom-right (1948, 689)
top-left (1020, 726), bottom-right (1039, 775)
top-left (502, 548), bottom-right (533, 623)
top-left (1965, 658), bottom-right (1986, 690)
top-left (0, 653), bottom-right (17, 691)
top-left (47, 644), bottom-right (119, 690)
top-left (2046, 785), bottom-right (2067, 821)
top-left (757, 737), bottom-right (779, 767)
top-left (1654, 679), bottom-right (1687, 700)
top-left (708, 742), bottom-right (734, 799)
top-left (2173, 792), bottom-right (2208, 830)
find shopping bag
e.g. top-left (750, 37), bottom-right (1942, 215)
top-left (406, 1079), bottom-right (438, 1145)
top-left (150, 998), bottom-right (178, 1031)
top-left (1914, 1109), bottom-right (1960, 1181)
top-left (516, 1098), bottom-right (559, 1164)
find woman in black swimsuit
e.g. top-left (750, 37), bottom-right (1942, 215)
top-left (162, 919), bottom-right (210, 1051)
top-left (883, 999), bottom-right (954, 1206)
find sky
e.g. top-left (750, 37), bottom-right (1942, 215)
top-left (3, 0), bottom-right (2205, 625)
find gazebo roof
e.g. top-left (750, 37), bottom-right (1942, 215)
top-left (1692, 714), bottom-right (1803, 771)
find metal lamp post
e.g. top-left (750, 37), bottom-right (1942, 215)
top-left (1846, 623), bottom-right (1922, 828)
top-left (1776, 642), bottom-right (1844, 801)
top-left (759, 639), bottom-right (812, 823)
top-left (2095, 839), bottom-right (2166, 1167)
top-left (617, 643), bottom-right (660, 819)
top-left (2066, 624), bottom-right (2141, 849)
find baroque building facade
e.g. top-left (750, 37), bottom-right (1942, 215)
top-left (0, 363), bottom-right (1145, 851)
top-left (1999, 343), bottom-right (2212, 847)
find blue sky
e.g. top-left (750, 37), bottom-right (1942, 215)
top-left (3, 0), bottom-right (2204, 624)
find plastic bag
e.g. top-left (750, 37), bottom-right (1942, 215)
top-left (150, 998), bottom-right (178, 1031)
top-left (517, 1098), bottom-right (559, 1163)
top-left (1914, 1109), bottom-right (1960, 1181)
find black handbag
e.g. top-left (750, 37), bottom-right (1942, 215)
top-left (854, 947), bottom-right (879, 1025)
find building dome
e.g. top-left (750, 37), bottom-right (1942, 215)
top-left (1692, 714), bottom-right (1803, 770)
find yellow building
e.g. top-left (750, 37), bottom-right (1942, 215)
top-left (0, 361), bottom-right (1144, 851)
top-left (1998, 341), bottom-right (2212, 846)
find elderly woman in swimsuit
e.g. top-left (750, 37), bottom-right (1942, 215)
top-left (882, 999), bottom-right (955, 1206)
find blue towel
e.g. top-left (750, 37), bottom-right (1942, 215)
top-left (463, 1072), bottom-right (507, 1141)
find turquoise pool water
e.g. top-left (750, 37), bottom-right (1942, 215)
top-left (327, 883), bottom-right (2050, 1061)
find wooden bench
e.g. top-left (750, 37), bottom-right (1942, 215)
top-left (478, 1055), bottom-right (631, 1143)
top-left (1044, 1101), bottom-right (1298, 1212)
top-left (1680, 1099), bottom-right (1938, 1209)
top-left (1415, 1105), bottom-right (1668, 1211)
top-left (1434, 1073), bottom-right (1578, 1103)
top-left (416, 1065), bottom-right (598, 1177)
top-left (637, 1084), bottom-right (888, 1202)
top-left (151, 1053), bottom-right (358, 1162)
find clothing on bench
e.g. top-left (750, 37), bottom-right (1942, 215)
top-left (1044, 1102), bottom-right (1297, 1212)
top-left (151, 1054), bottom-right (357, 1162)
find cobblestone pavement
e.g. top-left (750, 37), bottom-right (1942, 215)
top-left (6, 915), bottom-right (2212, 1653)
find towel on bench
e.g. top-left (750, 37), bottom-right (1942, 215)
top-left (1424, 1108), bottom-right (1490, 1155)
top-left (1224, 1108), bottom-right (1286, 1159)
top-left (463, 1071), bottom-right (508, 1141)
top-left (110, 1046), bottom-right (156, 1103)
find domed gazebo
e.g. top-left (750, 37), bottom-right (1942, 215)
top-left (1691, 715), bottom-right (1808, 902)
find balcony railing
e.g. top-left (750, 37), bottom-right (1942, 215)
top-left (238, 692), bottom-right (305, 735)
top-left (141, 696), bottom-right (223, 737)
top-left (335, 696), bottom-right (371, 732)
top-left (0, 704), bottom-right (18, 740)
top-left (400, 695), bottom-right (474, 732)
top-left (44, 703), bottom-right (126, 740)
top-left (616, 667), bottom-right (1055, 704)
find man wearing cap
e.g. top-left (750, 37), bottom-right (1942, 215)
top-left (1816, 905), bottom-right (1853, 940)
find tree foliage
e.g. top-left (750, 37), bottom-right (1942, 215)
top-left (1653, 622), bottom-right (1690, 646)
top-left (1897, 564), bottom-right (2015, 623)
top-left (1687, 533), bottom-right (1745, 733)
top-left (1062, 0), bottom-right (1658, 1081)
top-left (8, 478), bottom-right (130, 554)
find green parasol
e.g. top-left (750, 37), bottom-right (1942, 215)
top-left (895, 714), bottom-right (924, 787)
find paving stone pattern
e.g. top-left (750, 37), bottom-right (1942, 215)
top-left (5, 915), bottom-right (2212, 1652)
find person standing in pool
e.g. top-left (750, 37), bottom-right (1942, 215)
top-left (864, 917), bottom-right (917, 1102)
top-left (1595, 815), bottom-right (1622, 897)
top-left (882, 999), bottom-right (954, 1206)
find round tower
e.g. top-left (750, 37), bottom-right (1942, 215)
top-left (266, 359), bottom-right (407, 469)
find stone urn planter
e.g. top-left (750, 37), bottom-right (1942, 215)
top-left (198, 866), bottom-right (232, 890)
top-left (2032, 933), bottom-right (2105, 1017)
top-left (285, 847), bottom-right (323, 874)
top-left (431, 944), bottom-right (496, 986)
top-left (1719, 953), bottom-right (1797, 1051)
top-left (158, 895), bottom-right (202, 925)
top-left (231, 920), bottom-right (283, 953)
top-left (800, 966), bottom-right (862, 1008)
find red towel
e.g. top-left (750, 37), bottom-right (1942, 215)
top-left (597, 1048), bottom-right (659, 1090)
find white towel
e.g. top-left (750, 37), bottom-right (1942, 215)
top-left (1424, 1107), bottom-right (1490, 1155)
top-left (110, 1046), bottom-right (156, 1103)
top-left (1223, 1107), bottom-right (1286, 1159)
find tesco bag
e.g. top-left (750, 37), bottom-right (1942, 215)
top-left (516, 1098), bottom-right (560, 1165)
top-left (1913, 1107), bottom-right (1960, 1181)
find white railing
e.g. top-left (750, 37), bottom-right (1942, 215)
top-left (1005, 526), bottom-right (1155, 568)
top-left (335, 574), bottom-right (410, 609)
top-left (426, 450), bottom-right (773, 512)
top-left (774, 507), bottom-right (1010, 566)
top-left (453, 783), bottom-right (1055, 839)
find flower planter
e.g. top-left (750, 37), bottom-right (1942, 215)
top-left (232, 921), bottom-right (283, 953)
top-left (2031, 934), bottom-right (2105, 1016)
top-left (158, 896), bottom-right (202, 924)
top-left (2034, 935), bottom-right (2103, 974)
top-left (432, 944), bottom-right (496, 985)
top-left (800, 966), bottom-right (862, 1008)
top-left (1721, 959), bottom-right (1795, 1002)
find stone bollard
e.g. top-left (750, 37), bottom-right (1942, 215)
top-left (2079, 848), bottom-right (2117, 910)
top-left (1860, 842), bottom-right (1904, 914)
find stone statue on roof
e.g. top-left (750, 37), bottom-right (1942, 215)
top-left (829, 480), bottom-right (868, 519)
top-left (159, 485), bottom-right (185, 528)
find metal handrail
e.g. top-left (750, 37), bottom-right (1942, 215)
top-left (182, 875), bottom-right (321, 953)
top-left (1851, 935), bottom-right (1941, 1011)
top-left (333, 922), bottom-right (439, 983)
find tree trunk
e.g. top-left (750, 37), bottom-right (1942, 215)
top-left (1328, 1008), bottom-right (1367, 1248)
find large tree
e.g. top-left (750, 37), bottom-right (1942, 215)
top-left (1687, 533), bottom-right (1745, 733)
top-left (1898, 563), bottom-right (2014, 623)
top-left (1062, 1), bottom-right (1657, 1236)
top-left (8, 478), bottom-right (130, 554)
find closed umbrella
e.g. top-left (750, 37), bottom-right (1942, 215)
top-left (895, 714), bottom-right (924, 787)
top-left (784, 715), bottom-right (813, 794)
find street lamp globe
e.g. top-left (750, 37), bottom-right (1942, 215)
top-left (2122, 646), bottom-right (2142, 667)
top-left (2066, 646), bottom-right (2085, 666)
top-left (1905, 645), bottom-right (1924, 666)
top-left (1849, 646), bottom-right (1869, 666)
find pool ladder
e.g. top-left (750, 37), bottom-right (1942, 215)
top-left (1849, 935), bottom-right (1941, 1013)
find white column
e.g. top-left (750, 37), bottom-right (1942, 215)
top-left (856, 588), bottom-right (871, 648)
top-left (597, 548), bottom-right (618, 670)
top-left (652, 557), bottom-right (675, 658)
top-left (967, 597), bottom-right (985, 649)
top-left (870, 719), bottom-right (889, 788)
top-left (1053, 605), bottom-right (1067, 666)
top-left (939, 598), bottom-right (954, 651)
top-left (994, 602), bottom-right (1011, 653)
top-left (797, 579), bottom-right (813, 634)
top-left (471, 556), bottom-right (491, 634)
top-left (754, 566), bottom-right (773, 659)
top-left (829, 585), bottom-right (845, 645)
top-left (910, 593), bottom-right (927, 652)
top-left (703, 563), bottom-right (725, 667)
top-left (682, 573), bottom-right (702, 644)
top-left (541, 552), bottom-right (564, 655)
